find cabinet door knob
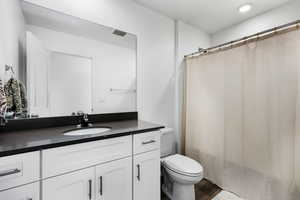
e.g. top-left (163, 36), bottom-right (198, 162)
top-left (99, 176), bottom-right (103, 196)
top-left (88, 180), bottom-right (92, 200)
top-left (137, 164), bottom-right (141, 181)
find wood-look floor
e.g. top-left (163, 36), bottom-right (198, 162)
top-left (195, 179), bottom-right (222, 200)
top-left (162, 179), bottom-right (222, 200)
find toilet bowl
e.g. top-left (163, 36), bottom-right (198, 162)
top-left (161, 154), bottom-right (203, 200)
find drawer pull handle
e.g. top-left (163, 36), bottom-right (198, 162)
top-left (137, 164), bottom-right (141, 181)
top-left (88, 179), bottom-right (92, 200)
top-left (99, 176), bottom-right (103, 196)
top-left (0, 168), bottom-right (21, 177)
top-left (142, 140), bottom-right (156, 145)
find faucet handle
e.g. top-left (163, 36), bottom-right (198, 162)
top-left (77, 111), bottom-right (84, 116)
top-left (83, 113), bottom-right (89, 122)
top-left (76, 111), bottom-right (91, 128)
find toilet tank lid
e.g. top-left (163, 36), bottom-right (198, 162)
top-left (163, 154), bottom-right (203, 175)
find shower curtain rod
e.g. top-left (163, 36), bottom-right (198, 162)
top-left (185, 20), bottom-right (300, 58)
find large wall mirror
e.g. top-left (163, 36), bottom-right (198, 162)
top-left (0, 0), bottom-right (137, 119)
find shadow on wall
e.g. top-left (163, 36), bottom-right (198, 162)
top-left (18, 35), bottom-right (26, 85)
top-left (179, 59), bottom-right (186, 154)
top-left (153, 70), bottom-right (175, 127)
top-left (0, 0), bottom-right (26, 81)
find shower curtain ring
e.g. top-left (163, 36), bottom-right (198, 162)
top-left (242, 37), bottom-right (247, 45)
top-left (256, 34), bottom-right (259, 41)
top-left (274, 27), bottom-right (278, 35)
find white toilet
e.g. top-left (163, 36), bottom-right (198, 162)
top-left (160, 128), bottom-right (204, 200)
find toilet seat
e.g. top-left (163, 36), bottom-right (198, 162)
top-left (162, 154), bottom-right (203, 177)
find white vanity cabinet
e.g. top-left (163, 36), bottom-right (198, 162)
top-left (0, 130), bottom-right (162, 200)
top-left (133, 131), bottom-right (161, 200)
top-left (0, 182), bottom-right (40, 200)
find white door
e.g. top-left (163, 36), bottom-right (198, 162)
top-left (43, 167), bottom-right (95, 200)
top-left (95, 157), bottom-right (132, 200)
top-left (0, 182), bottom-right (39, 200)
top-left (26, 31), bottom-right (50, 117)
top-left (48, 52), bottom-right (92, 116)
top-left (133, 150), bottom-right (160, 200)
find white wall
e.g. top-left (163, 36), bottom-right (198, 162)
top-left (177, 21), bottom-right (211, 56)
top-left (25, 0), bottom-right (176, 128)
top-left (175, 21), bottom-right (211, 152)
top-left (212, 0), bottom-right (300, 45)
top-left (0, 0), bottom-right (25, 82)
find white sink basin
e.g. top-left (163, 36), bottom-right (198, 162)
top-left (64, 127), bottom-right (111, 136)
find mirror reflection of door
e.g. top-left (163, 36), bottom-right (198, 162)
top-left (49, 52), bottom-right (92, 116)
top-left (27, 32), bottom-right (92, 117)
top-left (26, 31), bottom-right (49, 117)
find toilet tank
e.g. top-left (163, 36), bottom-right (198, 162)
top-left (160, 128), bottom-right (176, 158)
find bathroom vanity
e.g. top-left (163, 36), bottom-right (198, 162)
top-left (0, 119), bottom-right (163, 200)
top-left (0, 1), bottom-right (164, 199)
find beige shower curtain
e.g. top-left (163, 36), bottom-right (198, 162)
top-left (185, 29), bottom-right (300, 200)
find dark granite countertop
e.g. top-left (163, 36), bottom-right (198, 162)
top-left (0, 120), bottom-right (164, 157)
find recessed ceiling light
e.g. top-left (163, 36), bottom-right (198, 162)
top-left (238, 3), bottom-right (252, 13)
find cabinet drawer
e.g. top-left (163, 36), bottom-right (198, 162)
top-left (133, 131), bottom-right (160, 155)
top-left (0, 182), bottom-right (40, 200)
top-left (42, 135), bottom-right (132, 178)
top-left (0, 152), bottom-right (40, 191)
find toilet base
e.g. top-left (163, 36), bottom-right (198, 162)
top-left (172, 183), bottom-right (195, 200)
top-left (162, 182), bottom-right (196, 200)
top-left (162, 184), bottom-right (173, 200)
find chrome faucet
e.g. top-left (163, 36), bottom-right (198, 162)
top-left (77, 111), bottom-right (92, 128)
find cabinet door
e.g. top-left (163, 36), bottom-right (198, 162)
top-left (0, 182), bottom-right (39, 200)
top-left (95, 157), bottom-right (132, 200)
top-left (133, 150), bottom-right (160, 200)
top-left (43, 168), bottom-right (95, 200)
